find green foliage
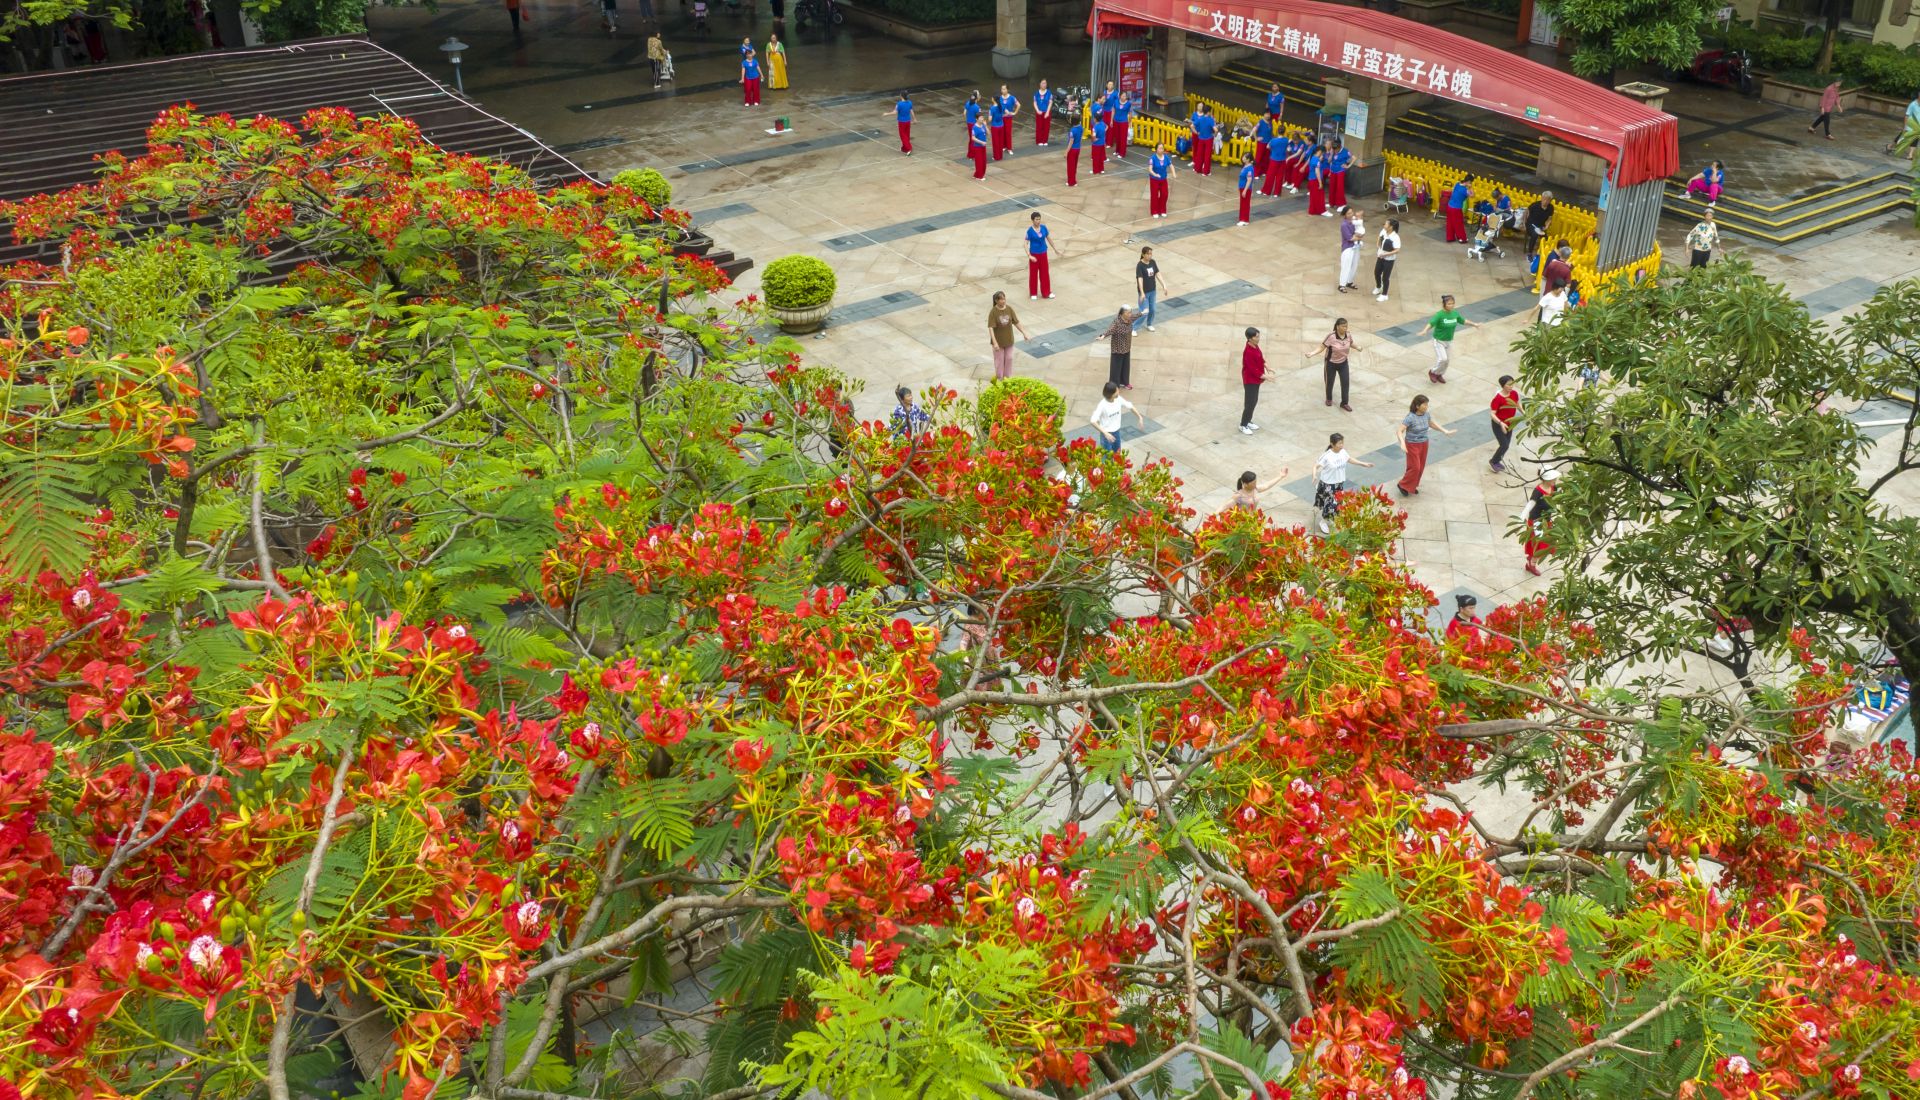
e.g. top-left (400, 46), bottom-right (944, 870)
top-left (611, 168), bottom-right (674, 209)
top-left (0, 460), bottom-right (92, 576)
top-left (1722, 20), bottom-right (1920, 96)
top-left (977, 376), bottom-right (1067, 436)
top-left (759, 254), bottom-right (837, 310)
top-left (1538, 0), bottom-right (1717, 79)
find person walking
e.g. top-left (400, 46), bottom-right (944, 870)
top-left (765, 34), bottom-right (788, 90)
top-left (1033, 80), bottom-right (1053, 145)
top-left (968, 113), bottom-right (990, 180)
top-left (1419, 295), bottom-right (1479, 384)
top-left (506, 0), bottom-right (523, 36)
top-left (987, 292), bottom-right (1030, 380)
top-left (1097, 306), bottom-right (1139, 389)
top-left (1090, 382), bottom-right (1142, 453)
top-left (1523, 467), bottom-right (1559, 575)
top-left (1113, 92), bottom-right (1134, 158)
top-left (1313, 433), bottom-right (1373, 533)
top-left (894, 93), bottom-right (914, 155)
top-left (1133, 247), bottom-right (1164, 333)
top-left (1147, 142), bottom-right (1174, 218)
top-left (1239, 326), bottom-right (1265, 435)
top-left (600, 0), bottom-right (618, 33)
top-left (1336, 206), bottom-right (1363, 292)
top-left (1488, 375), bottom-right (1520, 472)
top-left (647, 32), bottom-right (668, 87)
top-left (1808, 80), bottom-right (1840, 139)
top-left (739, 49), bottom-right (762, 107)
top-left (1327, 140), bottom-right (1353, 208)
top-left (1373, 218), bottom-right (1400, 302)
top-left (1687, 208), bottom-right (1719, 268)
top-left (1236, 154), bottom-right (1256, 226)
top-left (1395, 394), bottom-right (1454, 496)
top-left (1189, 102), bottom-right (1216, 175)
top-left (1228, 468), bottom-right (1288, 512)
top-left (1305, 143), bottom-right (1329, 216)
top-left (1534, 281), bottom-right (1569, 326)
top-left (1091, 114), bottom-right (1109, 175)
top-left (1261, 129), bottom-right (1288, 196)
top-left (1443, 176), bottom-right (1471, 243)
top-left (1308, 317), bottom-right (1358, 411)
top-left (1066, 113), bottom-right (1084, 185)
top-left (995, 84), bottom-right (1020, 158)
top-left (1888, 92), bottom-right (1920, 161)
top-left (1024, 211), bottom-right (1057, 299)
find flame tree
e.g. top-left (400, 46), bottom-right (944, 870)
top-left (1, 108), bottom-right (1917, 1100)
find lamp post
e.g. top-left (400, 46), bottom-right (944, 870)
top-left (440, 37), bottom-right (469, 95)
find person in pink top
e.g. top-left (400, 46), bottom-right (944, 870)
top-left (1807, 81), bottom-right (1840, 139)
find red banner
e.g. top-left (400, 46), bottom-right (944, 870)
top-left (1087, 0), bottom-right (1676, 186)
top-left (1117, 49), bottom-right (1149, 103)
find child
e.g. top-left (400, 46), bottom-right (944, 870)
top-left (691, 0), bottom-right (708, 31)
top-left (1466, 214), bottom-right (1505, 262)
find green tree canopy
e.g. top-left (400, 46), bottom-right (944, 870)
top-left (1536, 0), bottom-right (1717, 82)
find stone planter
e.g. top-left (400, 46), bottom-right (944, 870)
top-left (768, 300), bottom-right (832, 334)
top-left (1853, 90), bottom-right (1913, 119)
top-left (1759, 75), bottom-right (1861, 113)
top-left (836, 2), bottom-right (994, 47)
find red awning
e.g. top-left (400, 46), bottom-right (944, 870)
top-left (1095, 12), bottom-right (1154, 35)
top-left (1087, 0), bottom-right (1677, 186)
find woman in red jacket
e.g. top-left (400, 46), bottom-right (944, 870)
top-left (1239, 327), bottom-right (1265, 435)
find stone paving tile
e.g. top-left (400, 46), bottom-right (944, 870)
top-left (678, 130), bottom-right (884, 172)
top-left (688, 201), bottom-right (756, 222)
top-left (1797, 276), bottom-right (1883, 317)
top-left (1019, 281), bottom-right (1266, 358)
top-left (823, 194), bottom-right (1052, 251)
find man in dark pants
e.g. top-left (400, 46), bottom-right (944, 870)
top-left (1488, 375), bottom-right (1519, 473)
top-left (1239, 327), bottom-right (1265, 435)
top-left (1524, 191), bottom-right (1554, 261)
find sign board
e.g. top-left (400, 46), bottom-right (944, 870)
top-left (1524, 105), bottom-right (1540, 120)
top-left (1343, 96), bottom-right (1369, 141)
top-left (1117, 49), bottom-right (1149, 102)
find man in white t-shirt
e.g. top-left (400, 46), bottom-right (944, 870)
top-left (1090, 381), bottom-right (1142, 454)
top-left (1535, 282), bottom-right (1569, 327)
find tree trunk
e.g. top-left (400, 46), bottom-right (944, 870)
top-left (1882, 604), bottom-right (1920, 691)
top-left (1814, 0), bottom-right (1844, 75)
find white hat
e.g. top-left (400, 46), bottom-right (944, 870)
top-left (1541, 467), bottom-right (1561, 481)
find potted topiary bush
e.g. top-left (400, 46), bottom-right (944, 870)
top-left (760, 254), bottom-right (837, 333)
top-left (610, 168), bottom-right (673, 210)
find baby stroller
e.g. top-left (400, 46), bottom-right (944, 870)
top-left (1466, 214), bottom-right (1505, 262)
top-left (691, 0), bottom-right (709, 31)
top-left (1383, 176), bottom-right (1411, 214)
top-left (659, 51), bottom-right (676, 81)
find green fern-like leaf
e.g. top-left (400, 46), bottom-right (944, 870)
top-left (1071, 847), bottom-right (1169, 929)
top-left (711, 926), bottom-right (820, 1009)
top-left (0, 460), bottom-right (94, 576)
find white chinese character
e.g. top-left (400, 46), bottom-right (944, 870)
top-left (1243, 18), bottom-right (1265, 43)
top-left (1281, 27), bottom-right (1302, 52)
top-left (1405, 57), bottom-right (1426, 84)
top-left (1227, 14), bottom-right (1244, 37)
top-left (1428, 62), bottom-right (1450, 90)
top-left (1362, 47), bottom-right (1383, 74)
top-left (1210, 10), bottom-right (1226, 33)
top-left (1449, 69), bottom-right (1473, 98)
top-left (1383, 53), bottom-right (1405, 79)
top-left (1265, 23), bottom-right (1285, 48)
top-left (1341, 42), bottom-right (1361, 67)
top-left (1302, 32), bottom-right (1321, 58)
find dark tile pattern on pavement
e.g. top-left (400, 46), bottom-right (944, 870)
top-left (689, 202), bottom-right (757, 222)
top-left (1276, 415), bottom-right (1496, 502)
top-left (1065, 416), bottom-right (1166, 448)
top-left (1796, 276), bottom-right (1882, 316)
top-left (826, 290), bottom-right (928, 326)
top-left (823, 193), bottom-right (1051, 251)
top-left (1018, 280), bottom-right (1265, 359)
top-left (678, 129), bottom-right (882, 172)
top-left (812, 78), bottom-right (973, 107)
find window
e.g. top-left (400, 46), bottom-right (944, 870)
top-left (1768, 0), bottom-right (1883, 24)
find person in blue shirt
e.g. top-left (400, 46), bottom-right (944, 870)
top-left (1262, 130), bottom-right (1287, 195)
top-left (1066, 114), bottom-right (1085, 186)
top-left (1327, 142), bottom-right (1354, 208)
top-left (995, 84), bottom-right (1020, 159)
top-left (1188, 103), bottom-right (1216, 176)
top-left (1445, 175), bottom-right (1472, 242)
top-left (1252, 115), bottom-right (1274, 179)
top-left (890, 386), bottom-right (931, 436)
top-left (1113, 91), bottom-right (1133, 158)
top-left (1100, 82), bottom-right (1118, 130)
top-left (964, 91), bottom-right (981, 153)
top-left (968, 116), bottom-right (990, 180)
top-left (1686, 160), bottom-right (1725, 203)
top-left (1032, 80), bottom-right (1053, 146)
top-left (1267, 83), bottom-right (1285, 120)
top-left (1236, 154), bottom-right (1257, 226)
top-left (740, 49), bottom-right (762, 107)
top-left (1024, 210), bottom-right (1059, 299)
top-left (1306, 144), bottom-right (1330, 216)
top-left (988, 97), bottom-right (1007, 162)
top-left (1091, 116), bottom-right (1109, 174)
top-left (894, 93), bottom-right (914, 156)
top-left (1286, 134), bottom-right (1310, 195)
top-left (1147, 141), bottom-right (1174, 218)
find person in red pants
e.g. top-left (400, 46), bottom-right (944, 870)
top-left (1328, 141), bottom-right (1352, 208)
top-left (1024, 211), bottom-right (1057, 298)
top-left (988, 95), bottom-right (1007, 161)
top-left (1306, 143), bottom-right (1329, 216)
top-left (1394, 394), bottom-right (1456, 496)
top-left (1261, 131), bottom-right (1287, 195)
top-left (740, 50), bottom-right (762, 107)
top-left (1252, 115), bottom-right (1273, 180)
top-left (1113, 92), bottom-right (1133, 158)
top-left (1236, 154), bottom-right (1256, 226)
top-left (1032, 81), bottom-right (1053, 146)
top-left (1091, 116), bottom-right (1108, 175)
top-left (1066, 114), bottom-right (1083, 185)
top-left (995, 84), bottom-right (1020, 158)
top-left (1188, 102), bottom-right (1215, 175)
top-left (894, 93), bottom-right (914, 155)
top-left (969, 116), bottom-right (990, 180)
top-left (1147, 142), bottom-right (1173, 218)
top-left (1286, 134), bottom-right (1309, 194)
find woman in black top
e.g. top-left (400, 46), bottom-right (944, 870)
top-left (1133, 246), bottom-right (1166, 334)
top-left (1524, 467), bottom-right (1559, 576)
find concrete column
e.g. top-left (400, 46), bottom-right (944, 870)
top-left (1149, 27), bottom-right (1186, 110)
top-left (992, 0), bottom-right (1031, 79)
top-left (1326, 74), bottom-right (1391, 197)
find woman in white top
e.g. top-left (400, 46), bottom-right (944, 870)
top-left (1090, 381), bottom-right (1143, 454)
top-left (1313, 432), bottom-right (1374, 533)
top-left (1534, 282), bottom-right (1569, 327)
top-left (1373, 218), bottom-right (1401, 302)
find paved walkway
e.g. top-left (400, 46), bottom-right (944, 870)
top-left (368, 0), bottom-right (1920, 612)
